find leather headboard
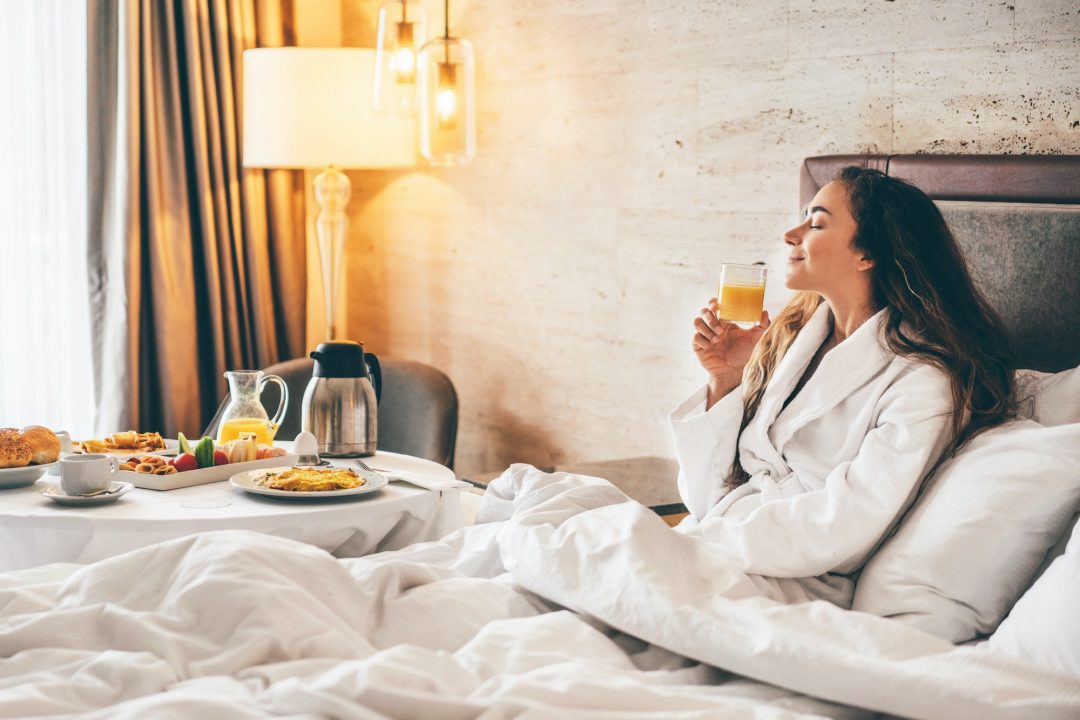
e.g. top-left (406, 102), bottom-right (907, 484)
top-left (801, 154), bottom-right (1080, 206)
top-left (798, 155), bottom-right (1080, 372)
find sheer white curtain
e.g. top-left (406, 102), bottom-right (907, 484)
top-left (0, 1), bottom-right (95, 437)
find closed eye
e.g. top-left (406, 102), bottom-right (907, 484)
top-left (809, 225), bottom-right (823, 230)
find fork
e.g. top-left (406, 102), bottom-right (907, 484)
top-left (353, 458), bottom-right (379, 474)
top-left (352, 458), bottom-right (390, 484)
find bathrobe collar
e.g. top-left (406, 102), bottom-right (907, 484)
top-left (740, 303), bottom-right (892, 474)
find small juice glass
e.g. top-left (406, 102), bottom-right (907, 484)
top-left (717, 263), bottom-right (767, 328)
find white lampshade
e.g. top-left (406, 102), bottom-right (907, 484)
top-left (243, 48), bottom-right (416, 169)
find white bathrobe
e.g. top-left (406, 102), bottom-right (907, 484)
top-left (670, 303), bottom-right (954, 594)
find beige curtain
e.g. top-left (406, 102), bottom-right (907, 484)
top-left (88, 0), bottom-right (306, 437)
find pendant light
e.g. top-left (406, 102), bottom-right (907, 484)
top-left (373, 0), bottom-right (426, 115)
top-left (417, 0), bottom-right (476, 166)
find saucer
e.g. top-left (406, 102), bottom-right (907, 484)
top-left (40, 481), bottom-right (133, 506)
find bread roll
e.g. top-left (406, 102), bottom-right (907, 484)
top-left (0, 429), bottom-right (32, 468)
top-left (20, 425), bottom-right (60, 465)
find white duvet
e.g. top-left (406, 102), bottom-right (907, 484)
top-left (1, 466), bottom-right (1077, 719)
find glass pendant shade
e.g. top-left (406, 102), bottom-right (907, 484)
top-left (417, 37), bottom-right (476, 166)
top-left (374, 0), bottom-right (426, 114)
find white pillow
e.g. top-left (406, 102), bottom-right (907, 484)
top-left (1026, 509), bottom-right (1079, 590)
top-left (1012, 365), bottom-right (1080, 588)
top-left (852, 420), bottom-right (1080, 643)
top-left (1015, 365), bottom-right (1080, 426)
top-left (988, 518), bottom-right (1080, 677)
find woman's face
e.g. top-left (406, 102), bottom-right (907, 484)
top-left (783, 181), bottom-right (873, 293)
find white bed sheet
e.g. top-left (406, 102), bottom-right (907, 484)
top-left (1, 465), bottom-right (1076, 719)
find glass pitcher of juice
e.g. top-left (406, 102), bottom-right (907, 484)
top-left (216, 370), bottom-right (288, 446)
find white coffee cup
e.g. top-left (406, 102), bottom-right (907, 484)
top-left (61, 454), bottom-right (119, 495)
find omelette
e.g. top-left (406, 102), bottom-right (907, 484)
top-left (258, 467), bottom-right (365, 492)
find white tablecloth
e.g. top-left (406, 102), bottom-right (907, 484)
top-left (0, 450), bottom-right (464, 573)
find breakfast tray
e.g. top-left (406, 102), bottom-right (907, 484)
top-left (124, 455), bottom-right (298, 491)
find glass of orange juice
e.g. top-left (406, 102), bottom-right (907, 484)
top-left (717, 263), bottom-right (767, 327)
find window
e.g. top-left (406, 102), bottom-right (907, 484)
top-left (0, 1), bottom-right (95, 437)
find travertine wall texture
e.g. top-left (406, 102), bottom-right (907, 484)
top-left (339, 0), bottom-right (1080, 476)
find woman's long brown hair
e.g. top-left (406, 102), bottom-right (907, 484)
top-left (729, 167), bottom-right (1015, 487)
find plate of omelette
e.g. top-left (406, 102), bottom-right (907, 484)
top-left (229, 465), bottom-right (387, 498)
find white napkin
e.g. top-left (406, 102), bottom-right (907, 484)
top-left (385, 472), bottom-right (472, 491)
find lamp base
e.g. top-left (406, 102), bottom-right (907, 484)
top-left (313, 165), bottom-right (351, 340)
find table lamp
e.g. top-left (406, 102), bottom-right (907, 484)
top-left (242, 48), bottom-right (416, 340)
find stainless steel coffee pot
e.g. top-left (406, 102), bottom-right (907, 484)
top-left (301, 341), bottom-right (382, 457)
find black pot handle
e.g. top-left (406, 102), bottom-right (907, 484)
top-left (365, 352), bottom-right (382, 403)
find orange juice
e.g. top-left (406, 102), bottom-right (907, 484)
top-left (718, 283), bottom-right (765, 324)
top-left (218, 417), bottom-right (276, 446)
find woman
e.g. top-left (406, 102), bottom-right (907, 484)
top-left (670, 167), bottom-right (1013, 587)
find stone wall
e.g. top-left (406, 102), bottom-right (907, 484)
top-left (340, 0), bottom-right (1079, 476)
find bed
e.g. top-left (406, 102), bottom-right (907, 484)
top-left (1, 155), bottom-right (1078, 719)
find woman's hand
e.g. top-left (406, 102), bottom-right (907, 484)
top-left (693, 299), bottom-right (770, 407)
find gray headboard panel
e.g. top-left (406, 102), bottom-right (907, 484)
top-left (800, 155), bottom-right (1080, 372)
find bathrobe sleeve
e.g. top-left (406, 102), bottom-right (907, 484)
top-left (669, 384), bottom-right (745, 520)
top-left (695, 364), bottom-right (954, 578)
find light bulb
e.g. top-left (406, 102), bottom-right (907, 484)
top-left (436, 86), bottom-right (458, 128)
top-left (391, 47), bottom-right (415, 82)
top-left (435, 61), bottom-right (459, 129)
